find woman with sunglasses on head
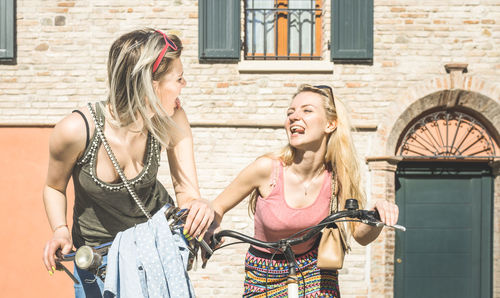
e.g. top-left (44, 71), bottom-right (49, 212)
top-left (42, 28), bottom-right (213, 297)
top-left (211, 84), bottom-right (399, 297)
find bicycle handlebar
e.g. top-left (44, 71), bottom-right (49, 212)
top-left (204, 199), bottom-right (405, 266)
top-left (214, 229), bottom-right (282, 250)
top-left (212, 209), bottom-right (378, 250)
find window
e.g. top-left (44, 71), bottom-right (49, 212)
top-left (245, 0), bottom-right (322, 60)
top-left (0, 0), bottom-right (16, 64)
top-left (198, 0), bottom-right (373, 63)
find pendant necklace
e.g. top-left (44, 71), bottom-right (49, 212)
top-left (291, 166), bottom-right (325, 199)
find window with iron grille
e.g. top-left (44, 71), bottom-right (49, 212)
top-left (244, 0), bottom-right (322, 60)
top-left (198, 0), bottom-right (372, 63)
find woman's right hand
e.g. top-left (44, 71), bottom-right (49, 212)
top-left (43, 226), bottom-right (73, 275)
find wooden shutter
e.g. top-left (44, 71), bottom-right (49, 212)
top-left (331, 0), bottom-right (373, 62)
top-left (0, 0), bottom-right (15, 63)
top-left (199, 0), bottom-right (241, 62)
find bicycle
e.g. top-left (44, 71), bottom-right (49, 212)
top-left (202, 198), bottom-right (406, 298)
top-left (55, 199), bottom-right (404, 297)
top-left (55, 204), bottom-right (213, 284)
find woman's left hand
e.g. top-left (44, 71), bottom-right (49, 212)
top-left (372, 200), bottom-right (399, 227)
top-left (181, 198), bottom-right (215, 241)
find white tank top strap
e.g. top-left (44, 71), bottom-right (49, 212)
top-left (269, 159), bottom-right (281, 188)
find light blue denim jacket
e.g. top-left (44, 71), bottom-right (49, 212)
top-left (103, 205), bottom-right (195, 298)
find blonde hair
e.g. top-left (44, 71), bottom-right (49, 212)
top-left (249, 85), bottom-right (365, 233)
top-left (105, 28), bottom-right (184, 148)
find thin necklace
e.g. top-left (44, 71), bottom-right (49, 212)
top-left (290, 166), bottom-right (325, 198)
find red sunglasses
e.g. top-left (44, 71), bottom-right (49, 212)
top-left (152, 30), bottom-right (178, 73)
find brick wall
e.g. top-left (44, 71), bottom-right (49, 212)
top-left (1, 0), bottom-right (499, 297)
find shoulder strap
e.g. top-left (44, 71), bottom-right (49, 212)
top-left (87, 102), bottom-right (152, 220)
top-left (72, 110), bottom-right (90, 149)
top-left (270, 159), bottom-right (280, 187)
top-left (330, 171), bottom-right (351, 251)
top-left (329, 171), bottom-right (338, 214)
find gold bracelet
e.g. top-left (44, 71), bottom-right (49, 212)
top-left (52, 224), bottom-right (68, 232)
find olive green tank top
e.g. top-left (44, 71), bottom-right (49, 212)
top-left (71, 103), bottom-right (174, 248)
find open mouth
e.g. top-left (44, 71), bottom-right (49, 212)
top-left (290, 125), bottom-right (305, 135)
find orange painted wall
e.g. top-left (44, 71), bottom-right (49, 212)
top-left (0, 127), bottom-right (74, 297)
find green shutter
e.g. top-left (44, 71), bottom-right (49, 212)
top-left (199, 0), bottom-right (240, 62)
top-left (0, 0), bottom-right (15, 63)
top-left (331, 0), bottom-right (373, 62)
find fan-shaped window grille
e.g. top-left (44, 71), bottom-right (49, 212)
top-left (397, 110), bottom-right (500, 159)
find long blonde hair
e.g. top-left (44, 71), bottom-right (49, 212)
top-left (249, 85), bottom-right (365, 223)
top-left (105, 28), bottom-right (183, 148)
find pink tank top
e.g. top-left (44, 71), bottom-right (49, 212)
top-left (253, 161), bottom-right (332, 254)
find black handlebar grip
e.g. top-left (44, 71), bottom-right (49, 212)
top-left (362, 210), bottom-right (381, 225)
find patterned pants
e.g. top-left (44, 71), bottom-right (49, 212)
top-left (243, 246), bottom-right (340, 297)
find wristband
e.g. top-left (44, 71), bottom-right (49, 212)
top-left (53, 224), bottom-right (68, 232)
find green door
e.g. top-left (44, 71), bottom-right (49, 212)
top-left (395, 162), bottom-right (492, 298)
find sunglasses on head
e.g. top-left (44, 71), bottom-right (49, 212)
top-left (313, 85), bottom-right (335, 107)
top-left (152, 30), bottom-right (178, 73)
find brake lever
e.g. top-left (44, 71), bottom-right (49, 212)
top-left (390, 224), bottom-right (406, 231)
top-left (201, 250), bottom-right (211, 269)
top-left (55, 260), bottom-right (80, 284)
top-left (360, 210), bottom-right (406, 232)
top-left (201, 234), bottom-right (219, 269)
top-left (55, 249), bottom-right (80, 284)
top-left (369, 221), bottom-right (406, 232)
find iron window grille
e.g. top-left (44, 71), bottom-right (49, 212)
top-left (244, 0), bottom-right (322, 60)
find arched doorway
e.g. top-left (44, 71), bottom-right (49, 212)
top-left (365, 65), bottom-right (500, 297)
top-left (394, 108), bottom-right (498, 298)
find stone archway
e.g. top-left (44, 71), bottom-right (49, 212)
top-left (374, 64), bottom-right (500, 158)
top-left (386, 90), bottom-right (500, 159)
top-left (365, 64), bottom-right (500, 297)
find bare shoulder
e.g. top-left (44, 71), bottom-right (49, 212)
top-left (247, 156), bottom-right (279, 197)
top-left (249, 156), bottom-right (276, 180)
top-left (49, 109), bottom-right (90, 159)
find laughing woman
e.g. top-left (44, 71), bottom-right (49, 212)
top-left (212, 84), bottom-right (399, 297)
